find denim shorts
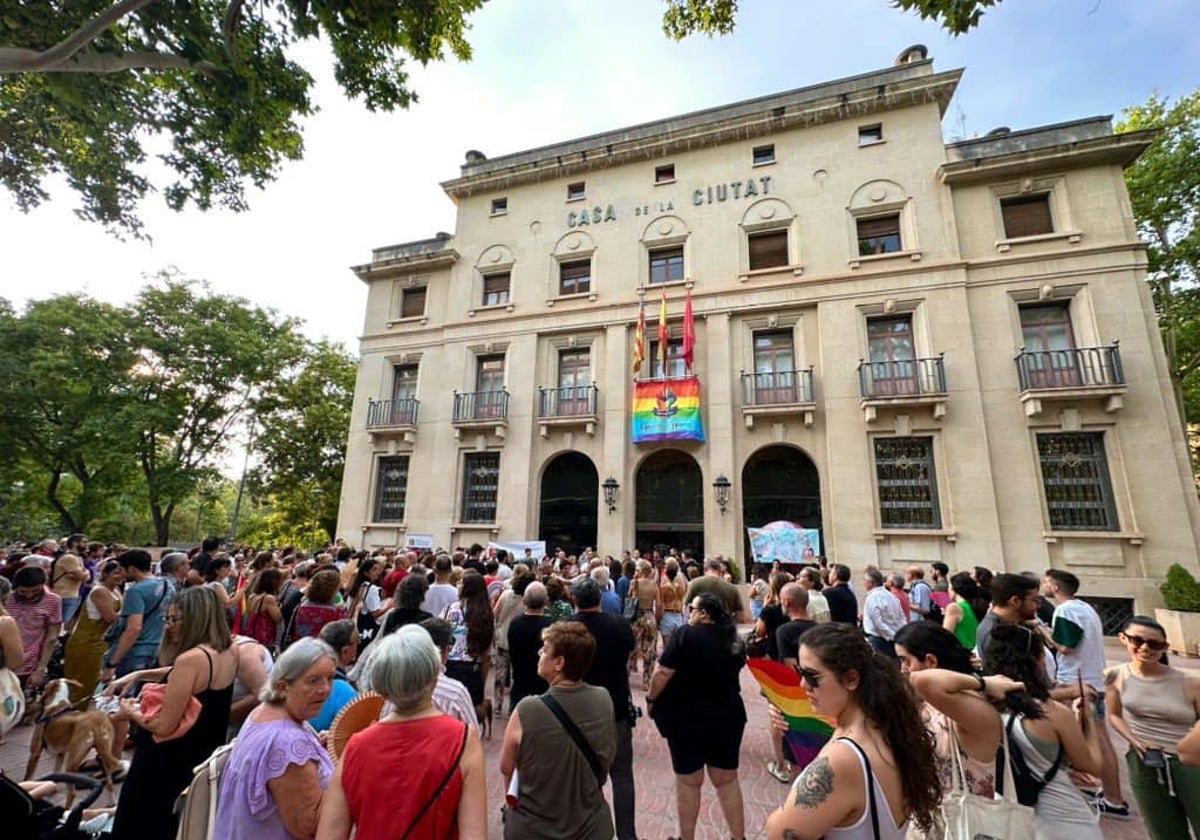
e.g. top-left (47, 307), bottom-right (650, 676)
top-left (659, 611), bottom-right (684, 639)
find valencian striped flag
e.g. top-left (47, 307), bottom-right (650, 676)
top-left (632, 376), bottom-right (705, 443)
top-left (632, 297), bottom-right (646, 374)
top-left (747, 657), bottom-right (835, 770)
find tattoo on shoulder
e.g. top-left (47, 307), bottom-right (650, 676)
top-left (791, 756), bottom-right (834, 810)
top-left (1104, 668), bottom-right (1119, 686)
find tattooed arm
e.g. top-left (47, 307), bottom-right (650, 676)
top-left (765, 741), bottom-right (864, 840)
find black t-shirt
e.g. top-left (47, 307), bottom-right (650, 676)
top-left (279, 581), bottom-right (304, 626)
top-left (659, 623), bottom-right (746, 722)
top-left (572, 610), bottom-right (635, 722)
top-left (191, 551), bottom-right (213, 578)
top-left (507, 613), bottom-right (552, 704)
top-left (825, 584), bottom-right (859, 625)
top-left (464, 559), bottom-right (486, 576)
top-left (776, 619), bottom-right (816, 663)
top-left (759, 604), bottom-right (788, 662)
top-left (380, 607), bottom-right (433, 638)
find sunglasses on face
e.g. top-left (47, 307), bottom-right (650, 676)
top-left (797, 667), bottom-right (833, 690)
top-left (1122, 633), bottom-right (1167, 652)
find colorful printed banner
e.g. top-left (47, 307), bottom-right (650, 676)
top-left (748, 520), bottom-right (821, 563)
top-left (632, 376), bottom-right (705, 443)
top-left (748, 657), bottom-right (835, 770)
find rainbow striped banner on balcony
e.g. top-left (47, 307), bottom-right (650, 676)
top-left (632, 376), bottom-right (705, 443)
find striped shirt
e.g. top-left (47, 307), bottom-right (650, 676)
top-left (383, 672), bottom-right (479, 736)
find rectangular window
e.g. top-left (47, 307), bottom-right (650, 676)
top-left (857, 214), bottom-right (902, 256)
top-left (1001, 194), bottom-right (1054, 238)
top-left (649, 246), bottom-right (685, 284)
top-left (753, 144), bottom-right (776, 165)
top-left (556, 349), bottom-right (592, 415)
top-left (400, 286), bottom-right (426, 319)
top-left (392, 364), bottom-right (418, 401)
top-left (482, 272), bottom-right (510, 307)
top-left (650, 337), bottom-right (686, 379)
top-left (1037, 432), bottom-right (1118, 531)
top-left (490, 197), bottom-right (508, 216)
top-left (461, 452), bottom-right (500, 523)
top-left (866, 316), bottom-right (917, 396)
top-left (477, 355), bottom-right (505, 392)
top-left (748, 229), bottom-right (789, 270)
top-left (752, 331), bottom-right (797, 404)
top-left (567, 181), bottom-right (586, 201)
top-left (858, 124), bottom-right (883, 145)
top-left (874, 437), bottom-right (941, 529)
top-left (373, 456), bottom-right (409, 522)
top-left (558, 260), bottom-right (591, 296)
top-left (1020, 303), bottom-right (1080, 388)
top-left (655, 164), bottom-right (675, 184)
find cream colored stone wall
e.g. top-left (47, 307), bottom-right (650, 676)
top-left (337, 64), bottom-right (1200, 615)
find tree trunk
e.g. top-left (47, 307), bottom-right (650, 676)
top-left (45, 470), bottom-right (79, 533)
top-left (150, 499), bottom-right (170, 546)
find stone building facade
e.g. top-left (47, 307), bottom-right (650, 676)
top-left (337, 49), bottom-right (1200, 617)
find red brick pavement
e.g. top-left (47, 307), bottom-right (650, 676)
top-left (1, 638), bottom-right (1167, 839)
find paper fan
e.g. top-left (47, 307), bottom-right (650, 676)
top-left (327, 691), bottom-right (386, 760)
top-left (748, 658), bottom-right (836, 771)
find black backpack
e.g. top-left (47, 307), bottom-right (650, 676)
top-left (996, 714), bottom-right (1063, 807)
top-left (913, 580), bottom-right (942, 624)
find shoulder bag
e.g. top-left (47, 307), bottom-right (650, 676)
top-left (622, 581), bottom-right (639, 621)
top-left (540, 693), bottom-right (606, 787)
top-left (397, 721), bottom-right (469, 840)
top-left (937, 718), bottom-right (1036, 840)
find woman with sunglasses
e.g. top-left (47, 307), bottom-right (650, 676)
top-left (1105, 616), bottom-right (1200, 839)
top-left (766, 623), bottom-right (940, 840)
top-left (647, 592), bottom-right (748, 840)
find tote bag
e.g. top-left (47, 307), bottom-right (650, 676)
top-left (940, 720), bottom-right (1035, 840)
top-left (0, 667), bottom-right (24, 736)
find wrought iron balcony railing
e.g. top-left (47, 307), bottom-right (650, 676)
top-left (740, 369), bottom-right (815, 406)
top-left (453, 389), bottom-right (510, 422)
top-left (538, 384), bottom-right (599, 418)
top-left (1015, 345), bottom-right (1124, 391)
top-left (858, 356), bottom-right (947, 399)
top-left (366, 397), bottom-right (419, 428)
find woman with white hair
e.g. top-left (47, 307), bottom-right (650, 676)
top-left (316, 625), bottom-right (487, 840)
top-left (214, 637), bottom-right (335, 840)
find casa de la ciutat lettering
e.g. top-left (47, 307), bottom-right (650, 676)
top-left (566, 175), bottom-right (775, 228)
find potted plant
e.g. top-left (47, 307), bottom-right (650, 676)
top-left (1156, 563), bottom-right (1200, 656)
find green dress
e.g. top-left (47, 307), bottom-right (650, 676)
top-left (952, 596), bottom-right (980, 651)
top-left (64, 586), bottom-right (121, 706)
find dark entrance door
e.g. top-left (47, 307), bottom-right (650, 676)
top-left (741, 445), bottom-right (821, 560)
top-left (539, 452), bottom-right (598, 557)
top-left (635, 449), bottom-right (704, 557)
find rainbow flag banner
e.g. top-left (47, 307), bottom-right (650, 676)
top-left (632, 376), bottom-right (705, 443)
top-left (748, 657), bottom-right (835, 770)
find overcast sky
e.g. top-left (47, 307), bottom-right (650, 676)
top-left (2, 0), bottom-right (1196, 352)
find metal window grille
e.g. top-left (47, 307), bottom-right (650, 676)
top-left (874, 437), bottom-right (941, 529)
top-left (462, 452), bottom-right (500, 523)
top-left (1037, 433), bottom-right (1119, 531)
top-left (1081, 597), bottom-right (1135, 637)
top-left (373, 456), bottom-right (409, 522)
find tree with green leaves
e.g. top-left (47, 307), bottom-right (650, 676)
top-left (249, 338), bottom-right (356, 544)
top-left (0, 0), bottom-right (484, 235)
top-left (661, 0), bottom-right (1000, 39)
top-left (1117, 90), bottom-right (1200, 427)
top-left (127, 274), bottom-right (303, 544)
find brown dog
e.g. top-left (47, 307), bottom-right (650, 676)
top-left (25, 678), bottom-right (123, 805)
top-left (475, 698), bottom-right (493, 740)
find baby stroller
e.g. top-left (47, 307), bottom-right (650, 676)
top-left (1, 771), bottom-right (106, 840)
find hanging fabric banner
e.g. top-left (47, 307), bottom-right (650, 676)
top-left (632, 376), bottom-right (705, 443)
top-left (747, 520), bottom-right (821, 563)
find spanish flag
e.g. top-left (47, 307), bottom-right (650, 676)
top-left (632, 297), bottom-right (645, 375)
top-left (657, 289), bottom-right (668, 374)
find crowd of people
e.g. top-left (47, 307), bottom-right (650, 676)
top-left (2, 535), bottom-right (1199, 840)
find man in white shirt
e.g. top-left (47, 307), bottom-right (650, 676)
top-left (861, 568), bottom-right (905, 660)
top-left (905, 565), bottom-right (934, 622)
top-left (423, 553), bottom-right (460, 618)
top-left (1044, 568), bottom-right (1130, 819)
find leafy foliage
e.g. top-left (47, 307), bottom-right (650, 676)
top-left (1162, 563), bottom-right (1200, 612)
top-left (661, 0), bottom-right (999, 39)
top-left (0, 0), bottom-right (484, 235)
top-left (1117, 91), bottom-right (1200, 424)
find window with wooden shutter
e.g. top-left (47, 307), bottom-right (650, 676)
top-left (856, 214), bottom-right (902, 256)
top-left (400, 287), bottom-right (426, 318)
top-left (559, 260), bottom-right (591, 295)
top-left (483, 272), bottom-right (510, 307)
top-left (1001, 194), bottom-right (1054, 238)
top-left (748, 230), bottom-right (789, 270)
top-left (649, 247), bottom-right (685, 284)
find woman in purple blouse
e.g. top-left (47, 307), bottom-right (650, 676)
top-left (215, 638), bottom-right (336, 840)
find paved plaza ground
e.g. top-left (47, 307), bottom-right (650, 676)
top-left (1, 637), bottom-right (1176, 839)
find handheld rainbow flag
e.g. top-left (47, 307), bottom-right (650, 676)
top-left (632, 375), bottom-right (705, 443)
top-left (632, 297), bottom-right (646, 375)
top-left (748, 657), bottom-right (835, 770)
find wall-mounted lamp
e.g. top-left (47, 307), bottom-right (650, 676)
top-left (713, 474), bottom-right (731, 514)
top-left (602, 476), bottom-right (620, 513)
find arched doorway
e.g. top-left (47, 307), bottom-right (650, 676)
top-left (635, 449), bottom-right (704, 556)
top-left (741, 445), bottom-right (821, 560)
top-left (539, 452), bottom-right (598, 557)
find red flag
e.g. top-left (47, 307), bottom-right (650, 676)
top-left (682, 288), bottom-right (695, 371)
top-left (632, 297), bottom-right (646, 375)
top-left (657, 289), bottom-right (668, 374)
